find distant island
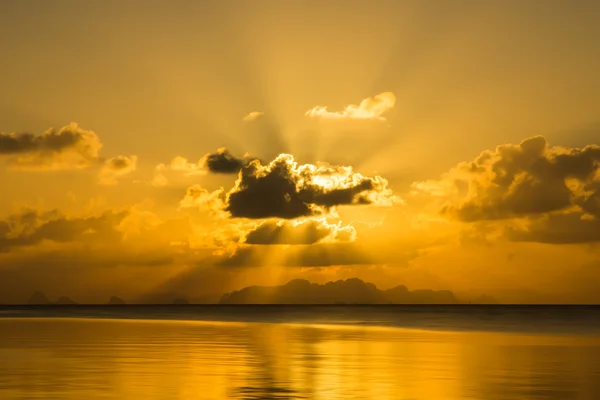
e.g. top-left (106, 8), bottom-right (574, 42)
top-left (24, 281), bottom-right (497, 305)
top-left (27, 291), bottom-right (53, 305)
top-left (107, 296), bottom-right (126, 305)
top-left (28, 292), bottom-right (78, 305)
top-left (55, 296), bottom-right (77, 305)
top-left (219, 278), bottom-right (462, 304)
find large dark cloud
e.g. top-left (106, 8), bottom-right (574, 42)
top-left (244, 219), bottom-right (355, 245)
top-left (223, 154), bottom-right (395, 219)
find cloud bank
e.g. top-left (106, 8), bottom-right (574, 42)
top-left (413, 136), bottom-right (600, 243)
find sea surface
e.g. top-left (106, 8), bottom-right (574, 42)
top-left (1, 305), bottom-right (599, 399)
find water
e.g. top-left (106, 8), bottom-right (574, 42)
top-left (1, 306), bottom-right (599, 399)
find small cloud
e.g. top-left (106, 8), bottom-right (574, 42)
top-left (151, 172), bottom-right (169, 187)
top-left (168, 156), bottom-right (207, 176)
top-left (243, 111), bottom-right (264, 122)
top-left (98, 155), bottom-right (138, 185)
top-left (305, 92), bottom-right (396, 121)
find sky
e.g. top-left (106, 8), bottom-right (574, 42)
top-left (1, 0), bottom-right (600, 303)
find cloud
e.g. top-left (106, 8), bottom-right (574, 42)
top-left (0, 122), bottom-right (103, 170)
top-left (98, 155), bottom-right (137, 185)
top-left (179, 185), bottom-right (227, 214)
top-left (506, 212), bottom-right (600, 244)
top-left (411, 135), bottom-right (600, 244)
top-left (221, 154), bottom-right (396, 219)
top-left (202, 147), bottom-right (258, 174)
top-left (0, 209), bottom-right (128, 252)
top-left (244, 218), bottom-right (356, 245)
top-left (242, 111), bottom-right (264, 122)
top-left (413, 136), bottom-right (600, 222)
top-left (162, 156), bottom-right (206, 176)
top-left (305, 92), bottom-right (396, 121)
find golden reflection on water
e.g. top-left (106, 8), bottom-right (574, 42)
top-left (0, 318), bottom-right (599, 400)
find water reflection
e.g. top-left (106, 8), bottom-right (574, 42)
top-left (0, 318), bottom-right (599, 399)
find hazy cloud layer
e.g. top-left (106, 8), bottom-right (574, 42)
top-left (305, 92), bottom-right (396, 121)
top-left (244, 218), bottom-right (356, 245)
top-left (0, 209), bottom-right (128, 252)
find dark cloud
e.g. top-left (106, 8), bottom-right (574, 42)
top-left (0, 124), bottom-right (87, 154)
top-left (414, 136), bottom-right (600, 222)
top-left (224, 154), bottom-right (395, 219)
top-left (0, 209), bottom-right (128, 252)
top-left (244, 219), bottom-right (356, 245)
top-left (0, 123), bottom-right (103, 170)
top-left (201, 148), bottom-right (258, 174)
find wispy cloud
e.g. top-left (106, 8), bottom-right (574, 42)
top-left (305, 92), bottom-right (396, 121)
top-left (243, 111), bottom-right (264, 122)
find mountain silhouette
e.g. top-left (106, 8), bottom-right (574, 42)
top-left (107, 296), bottom-right (126, 305)
top-left (173, 297), bottom-right (189, 304)
top-left (55, 296), bottom-right (77, 305)
top-left (28, 291), bottom-right (52, 305)
top-left (219, 278), bottom-right (460, 304)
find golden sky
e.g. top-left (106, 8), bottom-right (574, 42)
top-left (1, 0), bottom-right (600, 303)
